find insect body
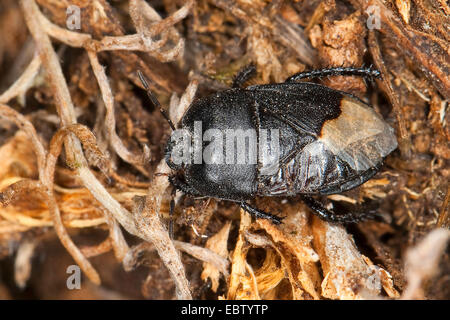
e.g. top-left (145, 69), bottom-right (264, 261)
top-left (139, 67), bottom-right (398, 224)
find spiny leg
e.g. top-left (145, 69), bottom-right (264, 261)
top-left (240, 202), bottom-right (283, 225)
top-left (167, 175), bottom-right (203, 237)
top-left (285, 66), bottom-right (381, 83)
top-left (168, 174), bottom-right (203, 197)
top-left (300, 195), bottom-right (380, 224)
top-left (232, 63), bottom-right (257, 88)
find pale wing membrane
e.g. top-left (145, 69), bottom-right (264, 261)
top-left (319, 97), bottom-right (397, 172)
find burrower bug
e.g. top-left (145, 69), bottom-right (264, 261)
top-left (138, 65), bottom-right (397, 225)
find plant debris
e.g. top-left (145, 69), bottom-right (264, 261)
top-left (0, 0), bottom-right (448, 300)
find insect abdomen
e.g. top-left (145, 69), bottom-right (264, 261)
top-left (257, 95), bottom-right (397, 196)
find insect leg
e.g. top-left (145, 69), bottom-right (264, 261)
top-left (240, 202), bottom-right (283, 225)
top-left (285, 66), bottom-right (381, 83)
top-left (169, 175), bottom-right (203, 197)
top-left (300, 195), bottom-right (380, 224)
top-left (232, 63), bottom-right (257, 88)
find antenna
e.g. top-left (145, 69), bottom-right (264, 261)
top-left (137, 70), bottom-right (176, 131)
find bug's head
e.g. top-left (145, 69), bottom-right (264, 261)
top-left (165, 136), bottom-right (184, 172)
top-left (165, 133), bottom-right (205, 197)
top-left (137, 70), bottom-right (185, 172)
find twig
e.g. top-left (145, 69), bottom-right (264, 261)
top-left (101, 207), bottom-right (129, 262)
top-left (0, 104), bottom-right (46, 178)
top-left (368, 31), bottom-right (412, 159)
top-left (44, 124), bottom-right (107, 284)
top-left (359, 0), bottom-right (450, 99)
top-left (36, 0), bottom-right (187, 60)
top-left (130, 173), bottom-right (190, 299)
top-left (19, 0), bottom-right (196, 298)
top-left (86, 50), bottom-right (148, 167)
top-left (20, 0), bottom-right (130, 284)
top-left (0, 177), bottom-right (101, 284)
top-left (312, 216), bottom-right (385, 299)
top-left (0, 179), bottom-right (44, 209)
top-left (170, 79), bottom-right (198, 125)
top-left (20, 0), bottom-right (137, 232)
top-left (0, 177), bottom-right (105, 229)
top-left (136, 0), bottom-right (194, 37)
top-left (80, 238), bottom-right (113, 258)
top-left (136, 80), bottom-right (197, 297)
top-left (174, 240), bottom-right (229, 277)
top-left (33, 0), bottom-right (189, 167)
top-left (132, 77), bottom-right (197, 299)
top-left (123, 240), bottom-right (229, 278)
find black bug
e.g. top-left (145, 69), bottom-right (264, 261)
top-left (138, 66), bottom-right (397, 225)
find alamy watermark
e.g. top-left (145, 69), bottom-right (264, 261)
top-left (169, 121), bottom-right (281, 175)
top-left (66, 265), bottom-right (81, 290)
top-left (66, 5), bottom-right (81, 30)
top-left (366, 5), bottom-right (381, 30)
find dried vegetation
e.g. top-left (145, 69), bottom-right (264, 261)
top-left (0, 0), bottom-right (448, 299)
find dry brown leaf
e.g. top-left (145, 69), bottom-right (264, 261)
top-left (255, 206), bottom-right (321, 300)
top-left (254, 249), bottom-right (285, 299)
top-left (312, 216), bottom-right (387, 299)
top-left (226, 209), bottom-right (252, 300)
top-left (0, 130), bottom-right (38, 181)
top-left (201, 221), bottom-right (231, 292)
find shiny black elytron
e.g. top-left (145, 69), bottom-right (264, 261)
top-left (139, 66), bottom-right (398, 224)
